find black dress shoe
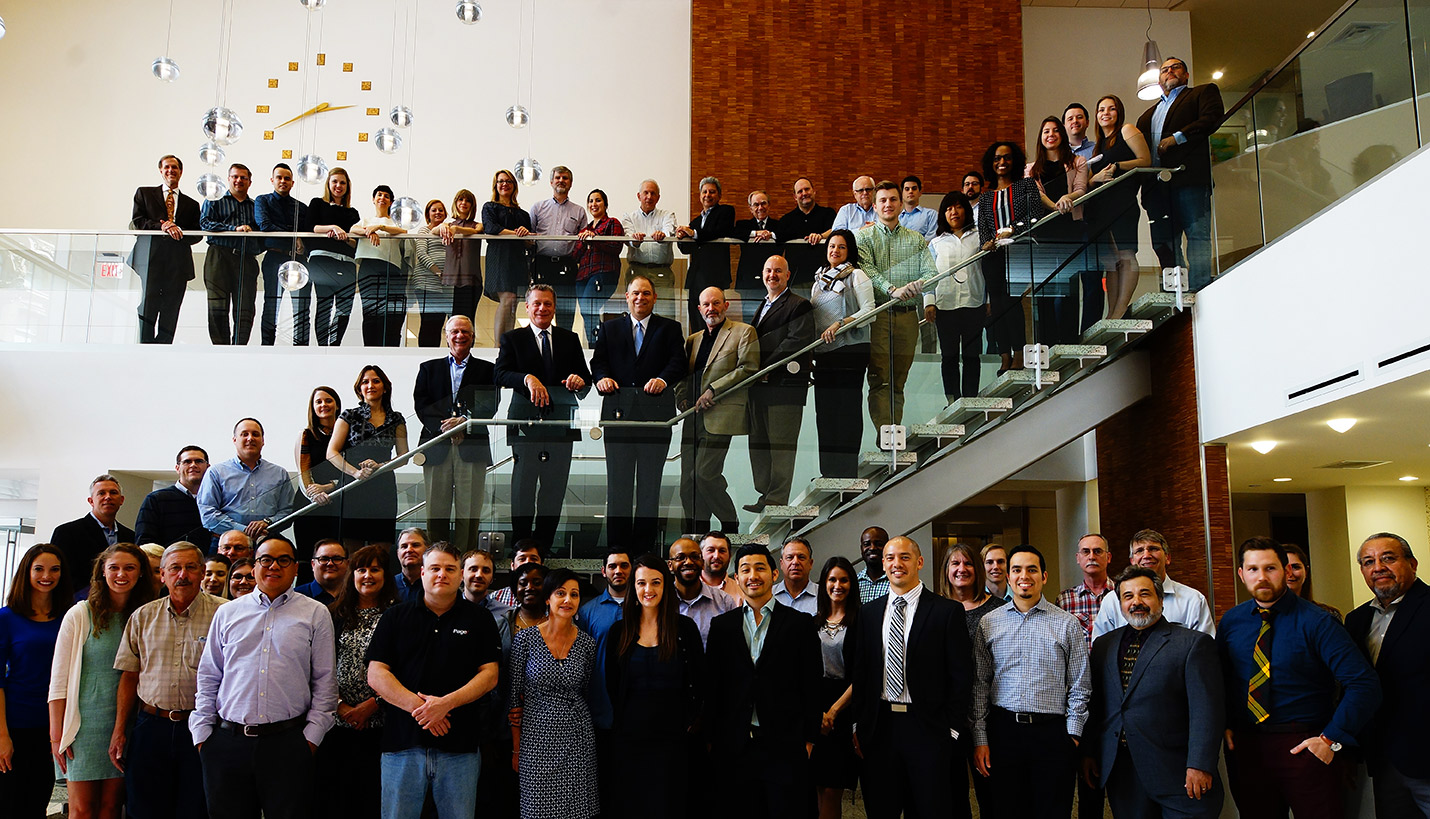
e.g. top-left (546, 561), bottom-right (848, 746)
top-left (742, 502), bottom-right (765, 514)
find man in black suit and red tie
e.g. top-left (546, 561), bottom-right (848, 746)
top-left (590, 274), bottom-right (685, 551)
top-left (1346, 532), bottom-right (1430, 819)
top-left (851, 535), bottom-right (974, 819)
top-left (413, 315), bottom-right (498, 552)
top-left (744, 255), bottom-right (815, 513)
top-left (1136, 57), bottom-right (1225, 289)
top-left (675, 176), bottom-right (737, 333)
top-left (130, 154), bottom-right (202, 344)
top-left (50, 474), bottom-right (136, 577)
top-left (494, 285), bottom-right (592, 550)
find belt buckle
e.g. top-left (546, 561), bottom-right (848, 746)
top-left (168, 709), bottom-right (185, 723)
top-left (243, 724), bottom-right (260, 737)
top-left (1015, 712), bottom-right (1034, 724)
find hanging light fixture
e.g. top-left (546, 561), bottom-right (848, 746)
top-left (389, 105), bottom-right (414, 127)
top-left (374, 127), bottom-right (403, 153)
top-left (278, 260), bottom-right (311, 291)
top-left (392, 196), bottom-right (423, 229)
top-left (1135, 0), bottom-right (1163, 101)
top-left (506, 105), bottom-right (530, 129)
top-left (299, 0), bottom-right (327, 9)
top-left (514, 157), bottom-right (543, 184)
top-left (196, 172), bottom-right (228, 201)
top-left (0, 16), bottom-right (7, 40)
top-left (199, 0), bottom-right (242, 160)
top-left (198, 142), bottom-right (226, 166)
top-left (455, 0), bottom-right (482, 23)
top-left (296, 154), bottom-right (330, 185)
top-left (201, 106), bottom-right (244, 145)
top-left (152, 0), bottom-right (179, 80)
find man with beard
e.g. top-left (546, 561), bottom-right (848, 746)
top-left (113, 542), bottom-right (224, 819)
top-left (1346, 532), bottom-right (1430, 818)
top-left (668, 536), bottom-right (736, 646)
top-left (856, 526), bottom-right (891, 603)
top-left (1083, 567), bottom-right (1224, 819)
top-left (392, 527), bottom-right (429, 601)
top-left (296, 539), bottom-right (348, 605)
top-left (1217, 537), bottom-right (1380, 819)
top-left (1093, 529), bottom-right (1215, 639)
top-left (460, 549), bottom-right (507, 616)
top-left (699, 530), bottom-right (742, 601)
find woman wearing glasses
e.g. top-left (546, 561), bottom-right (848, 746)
top-left (227, 558), bottom-right (257, 599)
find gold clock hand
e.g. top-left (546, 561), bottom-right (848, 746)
top-left (275, 102), bottom-right (357, 130)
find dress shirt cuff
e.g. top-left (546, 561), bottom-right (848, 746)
top-left (1066, 715), bottom-right (1087, 738)
top-left (1174, 131), bottom-right (1187, 145)
top-left (971, 722), bottom-right (989, 746)
top-left (304, 712), bottom-right (334, 747)
top-left (189, 717), bottom-right (214, 746)
top-left (923, 293), bottom-right (936, 308)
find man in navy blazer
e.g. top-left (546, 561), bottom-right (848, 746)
top-left (413, 316), bottom-right (497, 552)
top-left (51, 475), bottom-right (136, 577)
top-left (1346, 532), bottom-right (1430, 818)
top-left (494, 286), bottom-right (592, 550)
top-left (130, 154), bottom-right (202, 344)
top-left (590, 274), bottom-right (685, 551)
top-left (1084, 566), bottom-right (1224, 819)
top-left (675, 176), bottom-right (737, 332)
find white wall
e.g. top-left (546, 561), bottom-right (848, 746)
top-left (1194, 146), bottom-right (1430, 442)
top-left (0, 0), bottom-right (692, 230)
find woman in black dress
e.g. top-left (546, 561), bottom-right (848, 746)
top-left (327, 365), bottom-right (408, 552)
top-left (1026, 116), bottom-right (1090, 346)
top-left (482, 169), bottom-right (533, 343)
top-left (294, 385), bottom-right (343, 577)
top-left (812, 556), bottom-right (860, 819)
top-left (605, 555), bottom-right (704, 818)
top-left (977, 142), bottom-right (1046, 373)
top-left (1088, 94), bottom-right (1152, 319)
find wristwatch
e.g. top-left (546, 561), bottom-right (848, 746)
top-left (1320, 734), bottom-right (1343, 753)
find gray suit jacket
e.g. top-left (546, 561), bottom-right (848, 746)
top-left (678, 319), bottom-right (759, 436)
top-left (1086, 618), bottom-right (1224, 811)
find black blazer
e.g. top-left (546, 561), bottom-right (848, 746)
top-left (51, 515), bottom-right (136, 576)
top-left (1136, 82), bottom-right (1226, 187)
top-left (851, 591), bottom-right (972, 742)
top-left (750, 289), bottom-right (816, 404)
top-left (589, 313), bottom-right (687, 423)
top-left (703, 603), bottom-right (822, 756)
top-left (733, 217), bottom-right (780, 289)
top-left (605, 615), bottom-right (705, 735)
top-left (412, 355), bottom-right (498, 465)
top-left (1085, 619), bottom-right (1224, 803)
top-left (1347, 578), bottom-right (1430, 779)
top-left (134, 485), bottom-right (210, 548)
top-left (493, 325), bottom-right (592, 441)
top-left (679, 204), bottom-right (738, 288)
top-left (129, 185), bottom-right (201, 278)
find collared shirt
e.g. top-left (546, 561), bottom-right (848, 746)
top-left (577, 589), bottom-right (625, 730)
top-left (1093, 576), bottom-right (1215, 640)
top-left (196, 457), bottom-right (293, 534)
top-left (190, 587), bottom-right (337, 747)
top-left (898, 206), bottom-right (938, 240)
top-left (622, 207), bottom-right (678, 265)
top-left (448, 353), bottom-right (472, 406)
top-left (575, 216), bottom-right (623, 281)
top-left (529, 196), bottom-right (588, 257)
top-left (488, 586), bottom-right (517, 608)
top-left (1069, 135), bottom-right (1096, 161)
top-left (200, 193), bottom-right (260, 253)
top-left (831, 201), bottom-right (877, 233)
top-left (925, 230), bottom-right (985, 311)
top-left (394, 572), bottom-right (422, 602)
top-left (366, 595), bottom-right (502, 753)
top-left (1149, 84), bottom-right (1188, 164)
top-left (754, 288), bottom-right (789, 327)
top-left (703, 574), bottom-right (741, 603)
top-left (856, 222), bottom-right (937, 307)
top-left (857, 569), bottom-right (891, 604)
top-left (881, 583), bottom-right (924, 704)
top-left (677, 582), bottom-right (738, 646)
top-left (1216, 592), bottom-right (1381, 744)
top-left (1056, 580), bottom-right (1114, 648)
top-left (970, 596), bottom-right (1091, 744)
top-left (90, 513), bottom-right (119, 547)
top-left (114, 592), bottom-right (225, 711)
top-left (295, 580), bottom-right (337, 606)
top-left (1365, 594), bottom-right (1404, 664)
top-left (742, 597), bottom-right (778, 726)
top-left (773, 580), bottom-right (818, 615)
top-left (629, 314), bottom-right (650, 349)
top-left (253, 191), bottom-right (309, 252)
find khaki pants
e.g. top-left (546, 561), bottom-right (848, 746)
top-left (867, 308), bottom-right (919, 428)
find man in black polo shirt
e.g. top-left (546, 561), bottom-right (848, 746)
top-left (367, 542), bottom-right (502, 819)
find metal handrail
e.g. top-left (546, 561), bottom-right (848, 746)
top-left (0, 228), bottom-right (823, 244)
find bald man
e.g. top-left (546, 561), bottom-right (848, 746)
top-left (744, 256), bottom-right (815, 513)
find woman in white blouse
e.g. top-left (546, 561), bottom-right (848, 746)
top-left (810, 228), bottom-right (875, 478)
top-left (926, 191), bottom-right (986, 403)
top-left (350, 184), bottom-right (408, 347)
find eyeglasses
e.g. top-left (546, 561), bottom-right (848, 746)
top-left (853, 187), bottom-right (874, 194)
top-left (1160, 63), bottom-right (1186, 74)
top-left (255, 555), bottom-right (297, 569)
top-left (313, 556), bottom-right (348, 566)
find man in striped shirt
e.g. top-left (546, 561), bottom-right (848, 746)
top-left (199, 163), bottom-right (261, 345)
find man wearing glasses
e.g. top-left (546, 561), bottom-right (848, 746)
top-left (296, 539), bottom-right (349, 605)
top-left (830, 175), bottom-right (878, 233)
top-left (191, 535), bottom-right (337, 819)
top-left (135, 445), bottom-right (213, 550)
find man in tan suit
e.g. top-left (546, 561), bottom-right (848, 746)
top-left (678, 286), bottom-right (760, 533)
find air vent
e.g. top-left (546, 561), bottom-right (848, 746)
top-left (1378, 340), bottom-right (1430, 369)
top-left (1322, 22), bottom-right (1392, 50)
top-left (1287, 369), bottom-right (1361, 402)
top-left (1315, 459), bottom-right (1390, 470)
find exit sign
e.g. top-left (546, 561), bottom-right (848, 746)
top-left (96, 260), bottom-right (125, 279)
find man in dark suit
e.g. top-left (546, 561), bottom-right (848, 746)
top-left (675, 176), bottom-right (737, 333)
top-left (745, 255), bottom-right (815, 513)
top-left (704, 542), bottom-right (821, 819)
top-left (1084, 567), bottom-right (1224, 819)
top-left (776, 177), bottom-right (837, 288)
top-left (851, 535), bottom-right (973, 819)
top-left (494, 285), bottom-right (591, 550)
top-left (414, 315), bottom-right (498, 552)
top-left (1137, 57), bottom-right (1225, 289)
top-left (134, 445), bottom-right (212, 549)
top-left (732, 190), bottom-right (779, 322)
top-left (1347, 532), bottom-right (1430, 818)
top-left (590, 274), bottom-right (685, 551)
top-left (51, 474), bottom-right (135, 576)
top-left (130, 154), bottom-right (201, 344)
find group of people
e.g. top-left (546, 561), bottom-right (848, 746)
top-left (3, 522), bottom-right (1425, 819)
top-left (129, 58), bottom-right (1225, 389)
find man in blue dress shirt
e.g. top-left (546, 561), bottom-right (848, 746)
top-left (197, 418), bottom-right (292, 542)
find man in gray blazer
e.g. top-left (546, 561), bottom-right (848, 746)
top-left (1084, 566), bottom-right (1224, 819)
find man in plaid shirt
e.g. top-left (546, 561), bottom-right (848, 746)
top-left (1055, 532), bottom-right (1113, 819)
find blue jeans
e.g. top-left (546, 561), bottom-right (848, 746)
top-left (380, 747), bottom-right (481, 819)
top-left (1143, 181), bottom-right (1213, 289)
top-left (576, 272), bottom-right (612, 346)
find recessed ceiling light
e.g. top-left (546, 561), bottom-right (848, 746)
top-left (1273, 477), bottom-right (1292, 482)
top-left (1211, 70), bottom-right (1224, 80)
top-left (1399, 476), bottom-right (1420, 482)
top-left (1326, 418), bottom-right (1356, 433)
top-left (1250, 440), bottom-right (1277, 454)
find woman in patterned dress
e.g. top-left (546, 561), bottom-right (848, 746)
top-left (508, 568), bottom-right (598, 819)
top-left (327, 365), bottom-right (408, 553)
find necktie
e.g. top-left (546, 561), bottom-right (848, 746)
top-left (1247, 608), bottom-right (1273, 723)
top-left (540, 329), bottom-right (553, 379)
top-left (165, 189), bottom-right (175, 222)
top-left (1120, 631), bottom-right (1144, 691)
top-left (634, 320), bottom-right (645, 355)
top-left (885, 596), bottom-right (907, 700)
